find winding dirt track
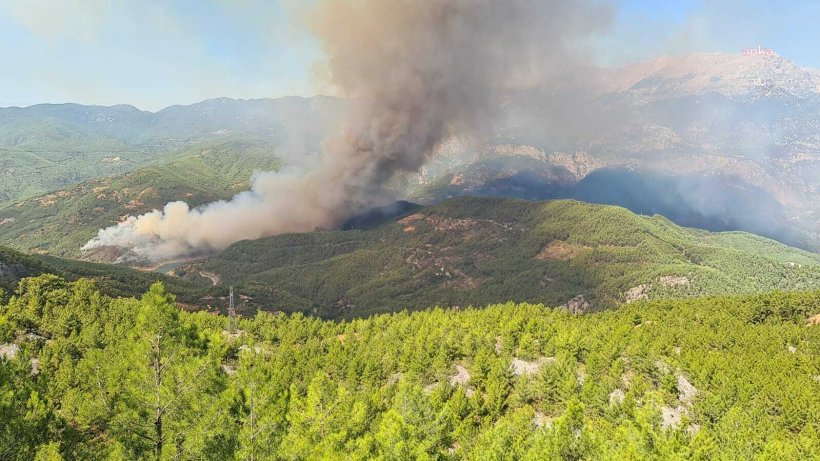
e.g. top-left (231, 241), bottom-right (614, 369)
top-left (199, 271), bottom-right (220, 286)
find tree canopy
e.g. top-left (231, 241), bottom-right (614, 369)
top-left (0, 276), bottom-right (818, 459)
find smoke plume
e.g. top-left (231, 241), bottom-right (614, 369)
top-left (84, 0), bottom-right (612, 262)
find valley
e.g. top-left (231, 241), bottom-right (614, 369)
top-left (0, 244), bottom-right (207, 303)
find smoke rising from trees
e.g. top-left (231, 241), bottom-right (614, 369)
top-left (84, 0), bottom-right (612, 262)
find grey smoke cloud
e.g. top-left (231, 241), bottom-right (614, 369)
top-left (84, 0), bottom-right (613, 262)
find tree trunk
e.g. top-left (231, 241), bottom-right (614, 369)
top-left (155, 416), bottom-right (163, 461)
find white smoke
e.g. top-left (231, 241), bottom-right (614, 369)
top-left (84, 0), bottom-right (613, 262)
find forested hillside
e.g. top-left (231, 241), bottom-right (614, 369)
top-left (0, 97), bottom-right (342, 205)
top-left (181, 197), bottom-right (820, 318)
top-left (3, 197), bottom-right (817, 321)
top-left (0, 246), bottom-right (53, 294)
top-left (1, 277), bottom-right (818, 459)
top-left (0, 137), bottom-right (282, 258)
top-left (0, 245), bottom-right (206, 303)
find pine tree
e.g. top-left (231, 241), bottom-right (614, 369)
top-left (109, 283), bottom-right (221, 460)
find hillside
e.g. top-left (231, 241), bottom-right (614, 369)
top-left (411, 53), bottom-right (820, 250)
top-left (412, 157), bottom-right (815, 250)
top-left (1, 278), bottom-right (818, 459)
top-left (0, 137), bottom-right (283, 258)
top-left (0, 245), bottom-right (53, 295)
top-left (0, 96), bottom-right (343, 205)
top-left (178, 197), bottom-right (820, 318)
top-left (0, 244), bottom-right (206, 302)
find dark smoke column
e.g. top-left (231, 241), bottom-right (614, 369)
top-left (83, 0), bottom-right (612, 262)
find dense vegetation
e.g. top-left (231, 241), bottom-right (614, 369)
top-left (2, 197), bottom-right (817, 321)
top-left (0, 97), bottom-right (342, 205)
top-left (181, 197), bottom-right (820, 318)
top-left (0, 245), bottom-right (54, 294)
top-left (0, 137), bottom-right (282, 258)
top-left (0, 245), bottom-right (206, 304)
top-left (0, 118), bottom-right (148, 205)
top-left (0, 276), bottom-right (817, 459)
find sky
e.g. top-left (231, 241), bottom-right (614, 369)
top-left (2, 0), bottom-right (820, 111)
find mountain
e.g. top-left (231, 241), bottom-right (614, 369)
top-left (599, 52), bottom-right (820, 100)
top-left (175, 197), bottom-right (820, 318)
top-left (3, 52), bottom-right (819, 256)
top-left (0, 96), bottom-right (344, 205)
top-left (0, 137), bottom-right (282, 258)
top-left (413, 161), bottom-right (812, 250)
top-left (413, 53), bottom-right (820, 250)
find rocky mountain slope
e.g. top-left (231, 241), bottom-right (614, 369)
top-left (414, 52), bottom-right (820, 250)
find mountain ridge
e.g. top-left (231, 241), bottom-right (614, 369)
top-left (174, 197), bottom-right (820, 319)
top-left (2, 52), bottom-right (818, 256)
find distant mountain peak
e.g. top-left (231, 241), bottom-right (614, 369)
top-left (603, 52), bottom-right (820, 100)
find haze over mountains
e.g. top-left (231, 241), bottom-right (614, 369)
top-left (0, 52), bottom-right (818, 258)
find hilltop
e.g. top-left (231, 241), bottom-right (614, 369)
top-left (177, 197), bottom-right (820, 318)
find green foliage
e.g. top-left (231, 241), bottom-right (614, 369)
top-left (184, 197), bottom-right (820, 319)
top-left (0, 276), bottom-right (818, 459)
top-left (0, 245), bottom-right (54, 295)
top-left (0, 96), bottom-right (343, 206)
top-left (0, 137), bottom-right (282, 258)
top-left (0, 244), bottom-right (208, 304)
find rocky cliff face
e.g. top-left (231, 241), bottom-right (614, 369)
top-left (413, 52), bottom-right (820, 251)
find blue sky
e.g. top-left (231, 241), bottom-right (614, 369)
top-left (2, 0), bottom-right (819, 110)
top-left (598, 0), bottom-right (820, 67)
top-left (1, 0), bottom-right (320, 110)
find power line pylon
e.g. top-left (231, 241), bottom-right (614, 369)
top-left (228, 285), bottom-right (237, 333)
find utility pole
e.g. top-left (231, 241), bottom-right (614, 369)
top-left (228, 285), bottom-right (237, 333)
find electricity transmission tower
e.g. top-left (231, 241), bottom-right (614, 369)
top-left (228, 285), bottom-right (237, 333)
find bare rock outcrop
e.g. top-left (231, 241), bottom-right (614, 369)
top-left (609, 389), bottom-right (625, 405)
top-left (658, 276), bottom-right (690, 287)
top-left (449, 364), bottom-right (471, 386)
top-left (561, 295), bottom-right (591, 314)
top-left (625, 284), bottom-right (649, 303)
top-left (510, 357), bottom-right (556, 376)
top-left (661, 374), bottom-right (699, 430)
top-left (0, 343), bottom-right (19, 360)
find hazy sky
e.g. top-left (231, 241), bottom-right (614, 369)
top-left (2, 0), bottom-right (819, 111)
